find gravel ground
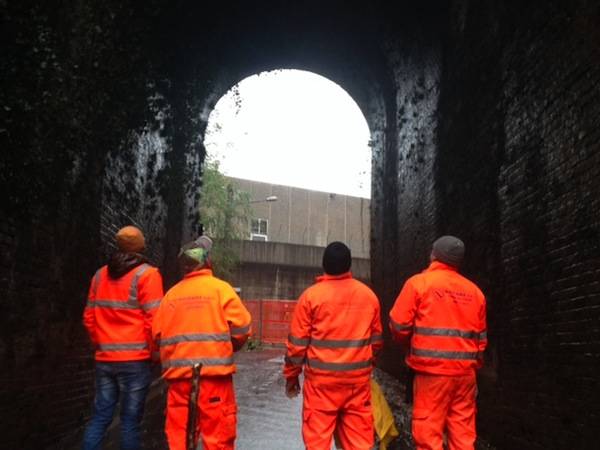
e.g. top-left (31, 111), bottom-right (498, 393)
top-left (372, 367), bottom-right (496, 450)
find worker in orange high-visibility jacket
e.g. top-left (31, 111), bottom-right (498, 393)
top-left (284, 241), bottom-right (383, 450)
top-left (152, 235), bottom-right (251, 450)
top-left (82, 225), bottom-right (164, 450)
top-left (389, 236), bottom-right (487, 450)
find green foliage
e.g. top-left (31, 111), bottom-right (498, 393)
top-left (199, 158), bottom-right (252, 279)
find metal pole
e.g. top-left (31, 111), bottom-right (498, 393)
top-left (259, 298), bottom-right (263, 344)
top-left (186, 363), bottom-right (203, 450)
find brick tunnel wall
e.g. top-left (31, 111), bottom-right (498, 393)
top-left (430, 1), bottom-right (600, 448)
top-left (1, 2), bottom-right (204, 448)
top-left (1, 1), bottom-right (391, 446)
top-left (371, 7), bottom-right (444, 376)
top-left (2, 1), bottom-right (599, 448)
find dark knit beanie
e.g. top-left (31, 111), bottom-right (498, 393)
top-left (322, 242), bottom-right (351, 275)
top-left (431, 235), bottom-right (465, 267)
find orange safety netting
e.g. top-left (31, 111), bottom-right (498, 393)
top-left (242, 299), bottom-right (296, 345)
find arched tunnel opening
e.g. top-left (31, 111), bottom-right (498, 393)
top-left (203, 69), bottom-right (372, 200)
top-left (201, 68), bottom-right (372, 250)
top-left (2, 1), bottom-right (599, 449)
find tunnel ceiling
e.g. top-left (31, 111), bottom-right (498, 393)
top-left (156, 0), bottom-right (419, 129)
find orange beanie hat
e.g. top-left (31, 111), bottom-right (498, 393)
top-left (115, 226), bottom-right (145, 253)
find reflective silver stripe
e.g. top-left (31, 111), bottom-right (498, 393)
top-left (310, 337), bottom-right (371, 348)
top-left (162, 357), bottom-right (234, 369)
top-left (87, 300), bottom-right (139, 310)
top-left (141, 300), bottom-right (161, 311)
top-left (414, 327), bottom-right (480, 340)
top-left (289, 335), bottom-right (381, 348)
top-left (230, 324), bottom-right (250, 335)
top-left (479, 331), bottom-right (487, 340)
top-left (98, 342), bottom-right (148, 351)
top-left (284, 355), bottom-right (304, 366)
top-left (159, 333), bottom-right (230, 346)
top-left (288, 334), bottom-right (310, 346)
top-left (390, 319), bottom-right (412, 332)
top-left (128, 264), bottom-right (150, 307)
top-left (88, 265), bottom-right (152, 310)
top-left (307, 358), bottom-right (372, 371)
top-left (371, 334), bottom-right (383, 342)
top-left (412, 348), bottom-right (479, 360)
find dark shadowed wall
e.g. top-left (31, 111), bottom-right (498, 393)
top-left (433, 2), bottom-right (600, 448)
top-left (1, 1), bottom-right (599, 448)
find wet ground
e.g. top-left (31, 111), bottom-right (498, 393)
top-left (64, 348), bottom-right (304, 450)
top-left (234, 350), bottom-right (304, 449)
top-left (61, 348), bottom-right (493, 450)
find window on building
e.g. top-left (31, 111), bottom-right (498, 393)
top-left (251, 218), bottom-right (268, 241)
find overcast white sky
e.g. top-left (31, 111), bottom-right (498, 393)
top-left (204, 69), bottom-right (372, 198)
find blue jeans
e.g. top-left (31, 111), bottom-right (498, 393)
top-left (83, 360), bottom-right (152, 450)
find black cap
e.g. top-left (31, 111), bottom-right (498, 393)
top-left (322, 242), bottom-right (351, 275)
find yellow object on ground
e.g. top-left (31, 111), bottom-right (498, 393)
top-left (334, 379), bottom-right (399, 449)
top-left (371, 378), bottom-right (400, 450)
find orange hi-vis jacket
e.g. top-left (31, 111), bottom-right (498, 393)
top-left (284, 272), bottom-right (383, 384)
top-left (389, 261), bottom-right (487, 376)
top-left (152, 269), bottom-right (252, 380)
top-left (83, 263), bottom-right (163, 362)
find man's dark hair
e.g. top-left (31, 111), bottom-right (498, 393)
top-left (322, 241), bottom-right (352, 275)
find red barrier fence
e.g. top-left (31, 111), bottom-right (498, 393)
top-left (242, 299), bottom-right (297, 345)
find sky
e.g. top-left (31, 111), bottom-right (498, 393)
top-left (204, 69), bottom-right (372, 198)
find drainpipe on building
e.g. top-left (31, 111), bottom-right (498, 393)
top-left (274, 266), bottom-right (280, 300)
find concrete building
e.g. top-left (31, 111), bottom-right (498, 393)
top-left (231, 240), bottom-right (371, 301)
top-left (230, 177), bottom-right (370, 258)
top-left (225, 177), bottom-right (371, 302)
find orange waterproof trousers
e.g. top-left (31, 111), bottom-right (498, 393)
top-left (412, 373), bottom-right (477, 450)
top-left (165, 375), bottom-right (236, 450)
top-left (302, 378), bottom-right (374, 450)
